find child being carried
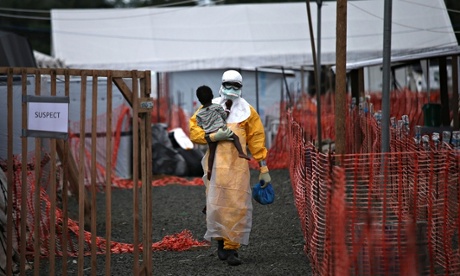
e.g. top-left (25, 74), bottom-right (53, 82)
top-left (195, 85), bottom-right (250, 181)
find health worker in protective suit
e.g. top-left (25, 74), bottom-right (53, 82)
top-left (189, 70), bottom-right (272, 266)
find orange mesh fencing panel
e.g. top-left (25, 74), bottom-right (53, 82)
top-left (4, 99), bottom-right (205, 261)
top-left (5, 84), bottom-right (454, 269)
top-left (288, 106), bottom-right (460, 275)
top-left (271, 90), bottom-right (439, 168)
top-left (288, 116), bottom-right (331, 275)
top-left (266, 102), bottom-right (290, 169)
top-left (67, 100), bottom-right (193, 190)
top-left (5, 155), bottom-right (207, 260)
top-left (151, 97), bottom-right (190, 135)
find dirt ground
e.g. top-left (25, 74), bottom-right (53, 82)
top-left (30, 169), bottom-right (312, 275)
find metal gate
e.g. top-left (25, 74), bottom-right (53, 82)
top-left (1, 67), bottom-right (153, 275)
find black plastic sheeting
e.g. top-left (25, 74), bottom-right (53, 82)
top-left (0, 30), bottom-right (36, 67)
top-left (151, 124), bottom-right (204, 177)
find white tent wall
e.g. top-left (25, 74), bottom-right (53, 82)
top-left (49, 0), bottom-right (460, 149)
top-left (168, 69), bottom-right (300, 122)
top-left (0, 76), bottom-right (39, 159)
top-left (363, 63), bottom-right (453, 93)
top-left (57, 78), bottom-right (133, 180)
top-left (364, 66), bottom-right (407, 92)
top-left (51, 0), bottom-right (459, 72)
top-left (166, 68), bottom-right (304, 149)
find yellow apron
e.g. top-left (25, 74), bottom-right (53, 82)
top-left (202, 122), bottom-right (252, 245)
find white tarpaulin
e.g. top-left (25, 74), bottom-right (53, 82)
top-left (33, 50), bottom-right (65, 68)
top-left (51, 0), bottom-right (459, 72)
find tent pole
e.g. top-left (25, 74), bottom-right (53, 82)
top-left (156, 73), bottom-right (161, 122)
top-left (281, 66), bottom-right (292, 105)
top-left (381, 0), bottom-right (392, 153)
top-left (305, 0), bottom-right (320, 148)
top-left (426, 60), bottom-right (431, 101)
top-left (452, 55), bottom-right (459, 129)
top-left (316, 0), bottom-right (323, 150)
top-left (439, 57), bottom-right (450, 126)
top-left (301, 66), bottom-right (305, 95)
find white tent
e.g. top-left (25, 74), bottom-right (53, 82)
top-left (51, 0), bottom-right (459, 72)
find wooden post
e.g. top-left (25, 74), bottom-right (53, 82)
top-left (78, 72), bottom-right (87, 275)
top-left (49, 70), bottom-right (57, 275)
top-left (20, 69), bottom-right (28, 275)
top-left (6, 69), bottom-right (14, 276)
top-left (141, 71), bottom-right (153, 275)
top-left (61, 70), bottom-right (70, 276)
top-left (132, 70), bottom-right (140, 275)
top-left (33, 70), bottom-right (42, 276)
top-left (105, 71), bottom-right (113, 275)
top-left (335, 0), bottom-right (347, 157)
top-left (90, 71), bottom-right (98, 273)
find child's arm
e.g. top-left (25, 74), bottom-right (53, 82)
top-left (223, 100), bottom-right (233, 118)
top-left (225, 100), bottom-right (233, 110)
top-left (217, 105), bottom-right (229, 120)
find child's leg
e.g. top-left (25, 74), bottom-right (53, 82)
top-left (207, 142), bottom-right (218, 180)
top-left (231, 134), bottom-right (251, 160)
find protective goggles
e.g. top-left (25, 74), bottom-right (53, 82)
top-left (222, 82), bottom-right (242, 90)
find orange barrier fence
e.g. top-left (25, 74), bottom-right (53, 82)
top-left (66, 101), bottom-right (192, 191)
top-left (4, 155), bottom-right (208, 261)
top-left (64, 89), bottom-right (441, 175)
top-left (288, 107), bottom-right (460, 275)
top-left (266, 89), bottom-right (441, 169)
top-left (3, 86), bottom-right (453, 272)
top-left (2, 98), bottom-right (202, 266)
top-left (285, 89), bottom-right (436, 140)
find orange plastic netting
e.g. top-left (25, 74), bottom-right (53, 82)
top-left (5, 88), bottom-right (459, 276)
top-left (4, 156), bottom-right (209, 260)
top-left (287, 92), bottom-right (460, 275)
top-left (3, 98), bottom-right (207, 261)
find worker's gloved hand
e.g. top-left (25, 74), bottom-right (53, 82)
top-left (208, 127), bottom-right (234, 142)
top-left (258, 165), bottom-right (271, 188)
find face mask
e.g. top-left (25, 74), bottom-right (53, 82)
top-left (220, 86), bottom-right (241, 100)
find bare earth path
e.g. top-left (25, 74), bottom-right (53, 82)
top-left (31, 169), bottom-right (312, 275)
top-left (149, 169), bottom-right (312, 276)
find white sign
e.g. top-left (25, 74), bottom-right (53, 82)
top-left (27, 102), bottom-right (69, 133)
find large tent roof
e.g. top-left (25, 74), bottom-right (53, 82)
top-left (51, 0), bottom-right (459, 72)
